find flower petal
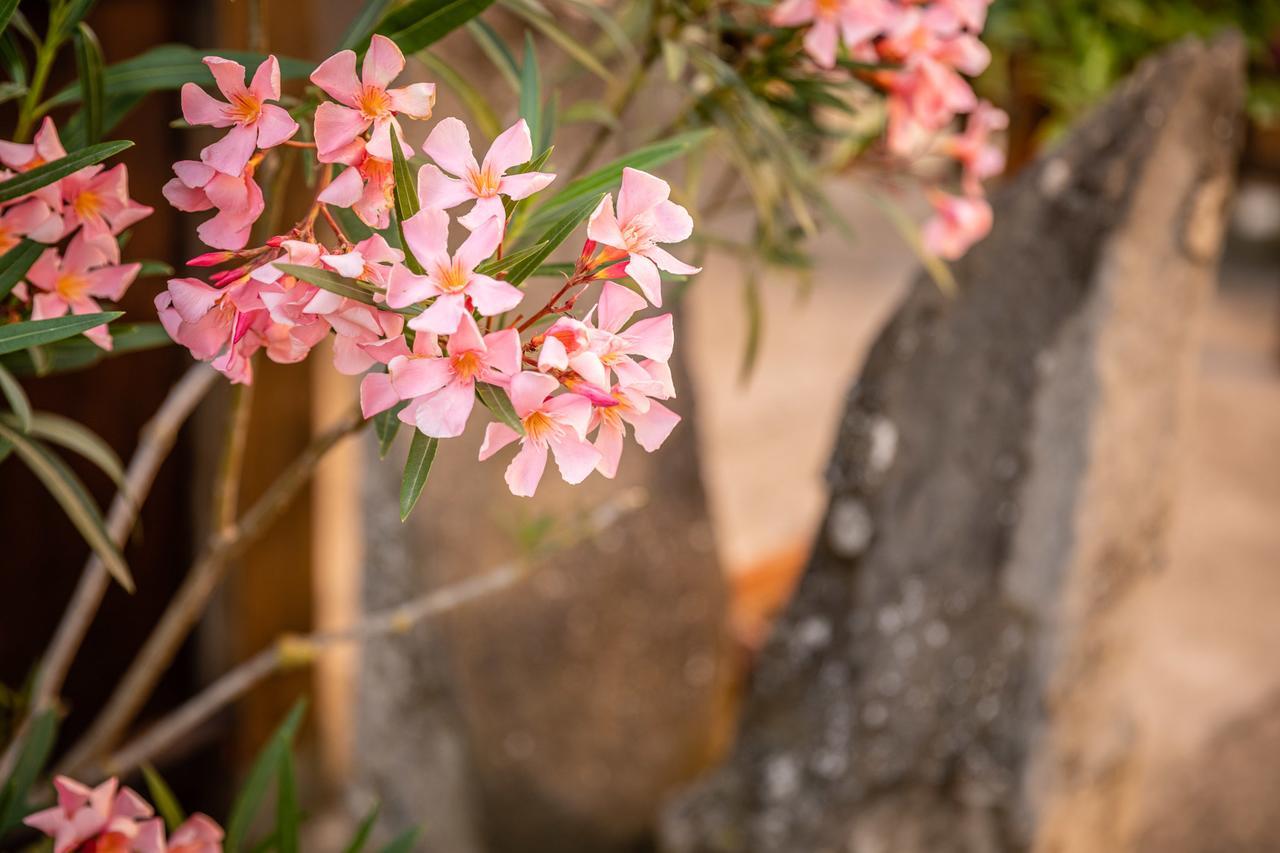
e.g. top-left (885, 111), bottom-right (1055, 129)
top-left (401, 207), bottom-right (451, 270)
top-left (408, 291), bottom-right (467, 334)
top-left (180, 83), bottom-right (231, 128)
top-left (423, 116), bottom-right (478, 178)
top-left (249, 55), bottom-right (281, 102)
top-left (362, 34), bottom-right (405, 91)
top-left (483, 119), bottom-right (533, 176)
top-left (255, 104), bottom-right (298, 149)
top-left (416, 163), bottom-right (476, 210)
top-left (310, 49), bottom-right (361, 106)
top-left (479, 421), bottom-right (520, 460)
top-left (548, 432), bottom-right (601, 484)
top-left (466, 274), bottom-right (522, 316)
top-left (508, 370), bottom-right (558, 417)
top-left (623, 253), bottom-right (663, 306)
top-left (617, 167), bottom-right (670, 226)
top-left (505, 440), bottom-right (548, 496)
top-left (200, 123), bottom-right (258, 176)
top-left (314, 102), bottom-right (369, 161)
top-left (586, 193), bottom-right (624, 248)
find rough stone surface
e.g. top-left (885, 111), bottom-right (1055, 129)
top-left (660, 36), bottom-right (1245, 853)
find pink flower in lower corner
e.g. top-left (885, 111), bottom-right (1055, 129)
top-left (27, 231), bottom-right (140, 350)
top-left (587, 168), bottom-right (700, 307)
top-left (418, 117), bottom-right (555, 230)
top-left (479, 371), bottom-right (601, 497)
top-left (922, 190), bottom-right (992, 260)
top-left (771, 0), bottom-right (897, 69)
top-left (181, 55), bottom-right (299, 176)
top-left (310, 34), bottom-right (436, 163)
top-left (23, 776), bottom-right (153, 853)
top-left (163, 160), bottom-right (265, 250)
top-left (134, 813), bottom-right (224, 853)
top-left (384, 208), bottom-right (521, 334)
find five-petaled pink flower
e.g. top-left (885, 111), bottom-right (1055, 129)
top-left (922, 190), bottom-right (992, 260)
top-left (589, 374), bottom-right (681, 479)
top-left (771, 0), bottom-right (897, 69)
top-left (163, 159), bottom-right (265, 250)
top-left (587, 168), bottom-right (699, 307)
top-left (418, 117), bottom-right (555, 230)
top-left (478, 371), bottom-right (602, 497)
top-left (27, 231), bottom-right (140, 349)
top-left (384, 207), bottom-right (521, 334)
top-left (316, 140), bottom-right (396, 229)
top-left (389, 313), bottom-right (521, 438)
top-left (310, 34), bottom-right (436, 163)
top-left (182, 55), bottom-right (299, 176)
top-left (58, 163), bottom-right (153, 246)
top-left (23, 776), bottom-right (153, 853)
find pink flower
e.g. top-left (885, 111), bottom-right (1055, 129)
top-left (319, 232), bottom-right (402, 290)
top-left (478, 371), bottom-right (602, 497)
top-left (389, 314), bottom-right (521, 437)
top-left (163, 159), bottom-right (265, 250)
top-left (166, 814), bottom-right (225, 853)
top-left (922, 190), bottom-right (992, 259)
top-left (310, 35), bottom-right (436, 163)
top-left (940, 100), bottom-right (1007, 194)
top-left (181, 55), bottom-right (299, 176)
top-left (0, 197), bottom-right (60, 251)
top-left (316, 143), bottom-right (395, 229)
top-left (418, 118), bottom-right (555, 230)
top-left (771, 0), bottom-right (897, 69)
top-left (924, 0), bottom-right (992, 32)
top-left (27, 231), bottom-right (140, 349)
top-left (384, 208), bottom-right (521, 334)
top-left (23, 776), bottom-right (152, 853)
top-left (590, 375), bottom-right (681, 479)
top-left (58, 163), bottom-right (153, 244)
top-left (0, 116), bottom-right (67, 173)
top-left (586, 168), bottom-right (699, 307)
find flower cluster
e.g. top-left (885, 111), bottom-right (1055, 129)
top-left (0, 118), bottom-right (152, 348)
top-left (770, 0), bottom-right (1005, 258)
top-left (161, 38), bottom-right (697, 497)
top-left (24, 775), bottom-right (222, 853)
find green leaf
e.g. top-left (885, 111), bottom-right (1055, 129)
top-left (500, 0), bottom-right (614, 82)
top-left (0, 32), bottom-right (27, 86)
top-left (0, 238), bottom-right (45, 300)
top-left (276, 749), bottom-right (300, 853)
top-left (0, 363), bottom-right (30, 431)
top-left (378, 828), bottom-right (421, 853)
top-left (389, 139), bottom-right (424, 274)
top-left (466, 19), bottom-right (520, 92)
top-left (15, 411), bottom-right (127, 490)
top-left (399, 430), bottom-right (438, 521)
top-left (738, 270), bottom-right (762, 383)
top-left (0, 322), bottom-right (171, 375)
top-left (339, 0), bottom-right (396, 51)
top-left (0, 141), bottom-right (133, 204)
top-left (375, 0), bottom-right (497, 56)
top-left (275, 264), bottom-right (379, 307)
top-left (74, 23), bottom-right (105, 145)
top-left (417, 51), bottom-right (501, 140)
top-left (137, 259), bottom-right (175, 279)
top-left (224, 699), bottom-right (307, 853)
top-left (343, 803), bottom-right (381, 853)
top-left (0, 709), bottom-right (57, 835)
top-left (475, 381), bottom-right (522, 435)
top-left (373, 399), bottom-right (409, 459)
top-left (506, 193), bottom-right (601, 286)
top-left (0, 80), bottom-right (21, 105)
top-left (0, 0), bottom-right (17, 37)
top-left (61, 92), bottom-right (145, 149)
top-left (474, 241), bottom-right (547, 277)
top-left (0, 422), bottom-right (133, 592)
top-left (52, 0), bottom-right (96, 42)
top-left (519, 32), bottom-right (542, 159)
top-left (141, 764), bottom-right (187, 832)
top-left (525, 129), bottom-right (712, 231)
top-left (0, 312), bottom-right (122, 356)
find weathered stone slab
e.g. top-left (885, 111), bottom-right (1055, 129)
top-left (661, 35), bottom-right (1245, 853)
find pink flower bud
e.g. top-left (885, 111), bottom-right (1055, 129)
top-left (187, 251), bottom-right (235, 267)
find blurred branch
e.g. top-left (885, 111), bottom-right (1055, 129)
top-left (0, 363), bottom-right (219, 782)
top-left (566, 27), bottom-right (662, 180)
top-left (58, 403), bottom-right (369, 775)
top-left (98, 488), bottom-right (650, 779)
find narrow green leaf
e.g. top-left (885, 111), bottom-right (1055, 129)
top-left (378, 828), bottom-right (421, 853)
top-left (0, 322), bottom-right (171, 375)
top-left (0, 141), bottom-right (132, 204)
top-left (0, 79), bottom-right (22, 104)
top-left (74, 23), bottom-right (105, 145)
top-left (137, 259), bottom-right (174, 279)
top-left (501, 0), bottom-right (614, 82)
top-left (275, 264), bottom-right (379, 307)
top-left (0, 312), bottom-right (123, 356)
top-left (141, 764), bottom-right (187, 832)
top-left (62, 92), bottom-right (145, 149)
top-left (373, 399), bottom-right (409, 459)
top-left (466, 19), bottom-right (520, 92)
top-left (475, 382), bottom-right (523, 435)
top-left (525, 130), bottom-right (713, 231)
top-left (224, 700), bottom-right (307, 853)
top-left (0, 0), bottom-right (18, 38)
top-left (474, 241), bottom-right (547, 277)
top-left (0, 709), bottom-right (57, 835)
top-left (0, 238), bottom-right (45, 300)
top-left (399, 430), bottom-right (438, 520)
top-left (0, 422), bottom-right (133, 592)
top-left (519, 32), bottom-right (541, 158)
top-left (276, 749), bottom-right (300, 853)
top-left (389, 140), bottom-right (424, 274)
top-left (0, 363), bottom-right (31, 431)
top-left (343, 803), bottom-right (381, 853)
top-left (52, 0), bottom-right (97, 42)
top-left (506, 193), bottom-right (601, 286)
top-left (0, 32), bottom-right (27, 85)
top-left (376, 0), bottom-right (497, 56)
top-left (339, 0), bottom-right (396, 51)
top-left (417, 51), bottom-right (501, 140)
top-left (15, 411), bottom-right (127, 489)
top-left (738, 270), bottom-right (762, 383)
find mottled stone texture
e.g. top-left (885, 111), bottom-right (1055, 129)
top-left (661, 36), bottom-right (1244, 853)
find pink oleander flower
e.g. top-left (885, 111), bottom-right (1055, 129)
top-left (586, 168), bottom-right (699, 307)
top-left (940, 99), bottom-right (1007, 194)
top-left (0, 197), bottom-right (60, 250)
top-left (388, 313), bottom-right (521, 437)
top-left (27, 231), bottom-right (140, 350)
top-left (316, 142), bottom-right (395, 229)
top-left (478, 371), bottom-right (602, 497)
top-left (922, 190), bottom-right (992, 259)
top-left (134, 813), bottom-right (224, 853)
top-left (181, 55), bottom-right (299, 176)
top-left (158, 269), bottom-right (268, 383)
top-left (163, 159), bottom-right (265, 250)
top-left (359, 332), bottom-right (431, 418)
top-left (589, 371), bottom-right (681, 479)
top-left (418, 117), bottom-right (555, 230)
top-left (915, 0), bottom-right (992, 32)
top-left (23, 776), bottom-right (153, 853)
top-left (58, 163), bottom-right (153, 245)
top-left (310, 34), bottom-right (436, 163)
top-left (771, 0), bottom-right (897, 69)
top-left (384, 208), bottom-right (520, 334)
top-left (0, 116), bottom-right (67, 173)
top-left (319, 232), bottom-right (402, 291)
top-left (538, 282), bottom-right (674, 393)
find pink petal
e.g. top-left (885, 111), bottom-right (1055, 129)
top-left (333, 332), bottom-right (377, 374)
top-left (203, 56), bottom-right (249, 101)
top-left (803, 18), bottom-right (839, 68)
top-left (593, 418), bottom-right (625, 478)
top-left (455, 214), bottom-right (502, 271)
top-left (170, 814), bottom-right (225, 847)
top-left (466, 275), bottom-right (522, 316)
top-left (317, 166), bottom-right (364, 208)
top-left (310, 49), bottom-right (361, 107)
top-left (389, 82), bottom-right (436, 119)
top-left (624, 253), bottom-right (663, 306)
top-left (548, 433), bottom-right (601, 484)
top-left (545, 391), bottom-right (592, 438)
top-left (505, 440), bottom-right (548, 496)
top-left (617, 167), bottom-right (670, 226)
top-left (400, 207), bottom-right (450, 270)
top-left (167, 278), bottom-right (220, 322)
top-left (86, 263), bottom-right (139, 301)
top-left (249, 55), bottom-right (281, 101)
top-left (423, 117), bottom-right (478, 178)
top-left (385, 263), bottom-right (436, 308)
top-left (483, 119), bottom-right (533, 176)
top-left (508, 370), bottom-right (558, 417)
top-left (771, 0), bottom-right (816, 26)
top-left (538, 335), bottom-right (569, 371)
top-left (620, 313), bottom-right (674, 362)
top-left (409, 378), bottom-right (475, 438)
top-left (498, 170), bottom-right (555, 201)
top-left (181, 83), bottom-right (231, 128)
top-left (200, 123), bottom-right (258, 176)
top-left (390, 354), bottom-right (453, 398)
top-left (641, 244), bottom-right (699, 277)
top-left (255, 104), bottom-right (298, 149)
top-left (314, 102), bottom-right (370, 162)
top-left (446, 313), bottom-right (485, 354)
top-left (408, 292), bottom-right (467, 334)
top-left (624, 398), bottom-right (680, 451)
top-left (164, 177), bottom-right (210, 212)
top-left (586, 193), bottom-right (624, 248)
top-left (596, 281), bottom-right (646, 333)
top-left (362, 34), bottom-right (405, 90)
top-left (416, 163), bottom-right (476, 211)
top-left (479, 421), bottom-right (520, 461)
top-left (482, 328), bottom-right (521, 375)
top-left (648, 200), bottom-right (695, 244)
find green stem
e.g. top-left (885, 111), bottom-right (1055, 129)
top-left (15, 39), bottom-right (57, 142)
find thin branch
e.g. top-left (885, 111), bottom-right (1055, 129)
top-left (99, 488), bottom-right (649, 779)
top-left (0, 364), bottom-right (219, 782)
top-left (58, 404), bottom-right (369, 775)
top-left (214, 381), bottom-right (253, 533)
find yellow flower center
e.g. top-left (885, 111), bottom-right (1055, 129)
top-left (0, 226), bottom-right (16, 255)
top-left (816, 0), bottom-right (840, 16)
top-left (522, 410), bottom-right (557, 443)
top-left (451, 350), bottom-right (483, 382)
top-left (358, 86), bottom-right (392, 121)
top-left (435, 259), bottom-right (470, 294)
top-left (73, 189), bottom-right (101, 220)
top-left (467, 165), bottom-right (501, 198)
top-left (226, 92), bottom-right (263, 125)
top-left (54, 274), bottom-right (89, 301)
